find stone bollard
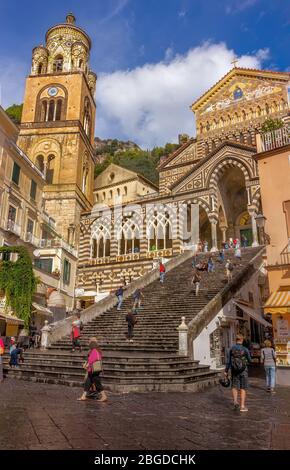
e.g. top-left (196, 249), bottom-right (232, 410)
top-left (177, 316), bottom-right (188, 356)
top-left (41, 320), bottom-right (52, 349)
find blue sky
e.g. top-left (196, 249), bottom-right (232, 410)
top-left (0, 0), bottom-right (289, 147)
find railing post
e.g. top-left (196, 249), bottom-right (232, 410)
top-left (177, 316), bottom-right (188, 356)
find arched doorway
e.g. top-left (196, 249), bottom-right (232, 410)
top-left (216, 165), bottom-right (251, 244)
top-left (199, 206), bottom-right (211, 246)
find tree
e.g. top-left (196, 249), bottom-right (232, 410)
top-left (94, 142), bottom-right (180, 184)
top-left (5, 103), bottom-right (23, 125)
top-left (261, 118), bottom-right (284, 134)
top-left (0, 246), bottom-right (37, 328)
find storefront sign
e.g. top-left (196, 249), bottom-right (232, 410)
top-left (277, 319), bottom-right (289, 337)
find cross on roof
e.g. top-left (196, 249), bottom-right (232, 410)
top-left (231, 58), bottom-right (239, 68)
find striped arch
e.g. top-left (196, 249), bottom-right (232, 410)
top-left (207, 157), bottom-right (252, 213)
top-left (251, 187), bottom-right (261, 213)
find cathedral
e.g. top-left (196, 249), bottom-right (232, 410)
top-left (13, 14), bottom-right (290, 305)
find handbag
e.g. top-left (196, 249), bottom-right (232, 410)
top-left (92, 360), bottom-right (102, 373)
top-left (84, 360), bottom-right (103, 373)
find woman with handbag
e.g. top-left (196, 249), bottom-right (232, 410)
top-left (0, 336), bottom-right (4, 383)
top-left (78, 337), bottom-right (107, 402)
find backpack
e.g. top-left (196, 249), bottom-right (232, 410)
top-left (231, 347), bottom-right (246, 374)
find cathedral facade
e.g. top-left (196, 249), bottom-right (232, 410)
top-left (77, 67), bottom-right (290, 301)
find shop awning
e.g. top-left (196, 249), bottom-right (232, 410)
top-left (233, 301), bottom-right (272, 328)
top-left (32, 302), bottom-right (53, 317)
top-left (264, 290), bottom-right (290, 314)
top-left (0, 312), bottom-right (24, 325)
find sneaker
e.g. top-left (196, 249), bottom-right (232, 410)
top-left (233, 403), bottom-right (239, 410)
top-left (266, 388), bottom-right (271, 393)
top-left (240, 407), bottom-right (248, 412)
top-left (270, 389), bottom-right (276, 395)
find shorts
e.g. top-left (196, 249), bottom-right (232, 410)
top-left (231, 370), bottom-right (248, 390)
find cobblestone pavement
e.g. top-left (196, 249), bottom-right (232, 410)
top-left (1, 375), bottom-right (290, 450)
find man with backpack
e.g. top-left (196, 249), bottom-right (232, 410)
top-left (225, 333), bottom-right (251, 412)
top-left (191, 270), bottom-right (201, 296)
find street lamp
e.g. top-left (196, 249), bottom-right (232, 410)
top-left (255, 213), bottom-right (267, 245)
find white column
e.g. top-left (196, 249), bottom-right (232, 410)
top-left (251, 212), bottom-right (259, 247)
top-left (210, 218), bottom-right (218, 252)
top-left (177, 317), bottom-right (188, 356)
top-left (220, 226), bottom-right (227, 243)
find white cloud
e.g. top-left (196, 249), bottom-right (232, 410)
top-left (100, 0), bottom-right (130, 24)
top-left (226, 0), bottom-right (257, 14)
top-left (178, 10), bottom-right (187, 18)
top-left (96, 42), bottom-right (268, 148)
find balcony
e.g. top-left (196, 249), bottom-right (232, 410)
top-left (256, 126), bottom-right (290, 152)
top-left (42, 212), bottom-right (56, 230)
top-left (24, 232), bottom-right (40, 246)
top-left (39, 238), bottom-right (78, 257)
top-left (280, 242), bottom-right (290, 266)
top-left (6, 219), bottom-right (21, 236)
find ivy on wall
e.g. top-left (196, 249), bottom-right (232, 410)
top-left (0, 246), bottom-right (37, 328)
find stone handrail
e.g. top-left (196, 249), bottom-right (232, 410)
top-left (187, 247), bottom-right (265, 357)
top-left (44, 249), bottom-right (194, 346)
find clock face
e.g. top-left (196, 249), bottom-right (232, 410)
top-left (48, 87), bottom-right (58, 97)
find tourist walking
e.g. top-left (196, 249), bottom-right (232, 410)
top-left (241, 234), bottom-right (248, 248)
top-left (207, 256), bottom-right (214, 273)
top-left (159, 261), bottom-right (166, 284)
top-left (191, 254), bottom-right (198, 268)
top-left (234, 245), bottom-right (242, 262)
top-left (225, 333), bottom-right (251, 412)
top-left (116, 285), bottom-right (124, 311)
top-left (0, 336), bottom-right (4, 383)
top-left (191, 270), bottom-right (201, 296)
top-left (225, 259), bottom-right (234, 281)
top-left (132, 288), bottom-right (144, 311)
top-left (126, 310), bottom-right (137, 342)
top-left (78, 337), bottom-right (107, 402)
top-left (219, 249), bottom-right (225, 263)
top-left (71, 311), bottom-right (83, 352)
top-left (261, 340), bottom-right (276, 394)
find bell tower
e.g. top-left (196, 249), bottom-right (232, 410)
top-left (17, 13), bottom-right (97, 246)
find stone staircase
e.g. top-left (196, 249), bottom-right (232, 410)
top-left (3, 247), bottom-right (262, 392)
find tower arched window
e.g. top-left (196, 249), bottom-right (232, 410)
top-left (53, 55), bottom-right (64, 73)
top-left (83, 97), bottom-right (92, 139)
top-left (46, 155), bottom-right (55, 184)
top-left (55, 99), bottom-right (62, 121)
top-left (247, 132), bottom-right (252, 145)
top-left (265, 103), bottom-right (270, 115)
top-left (239, 132), bottom-right (244, 143)
top-left (79, 59), bottom-right (84, 70)
top-left (124, 186), bottom-right (127, 196)
top-left (40, 100), bottom-right (47, 121)
top-left (35, 155), bottom-right (45, 174)
top-left (48, 100), bottom-right (55, 121)
top-left (38, 63), bottom-right (43, 74)
top-left (242, 110), bottom-right (246, 121)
